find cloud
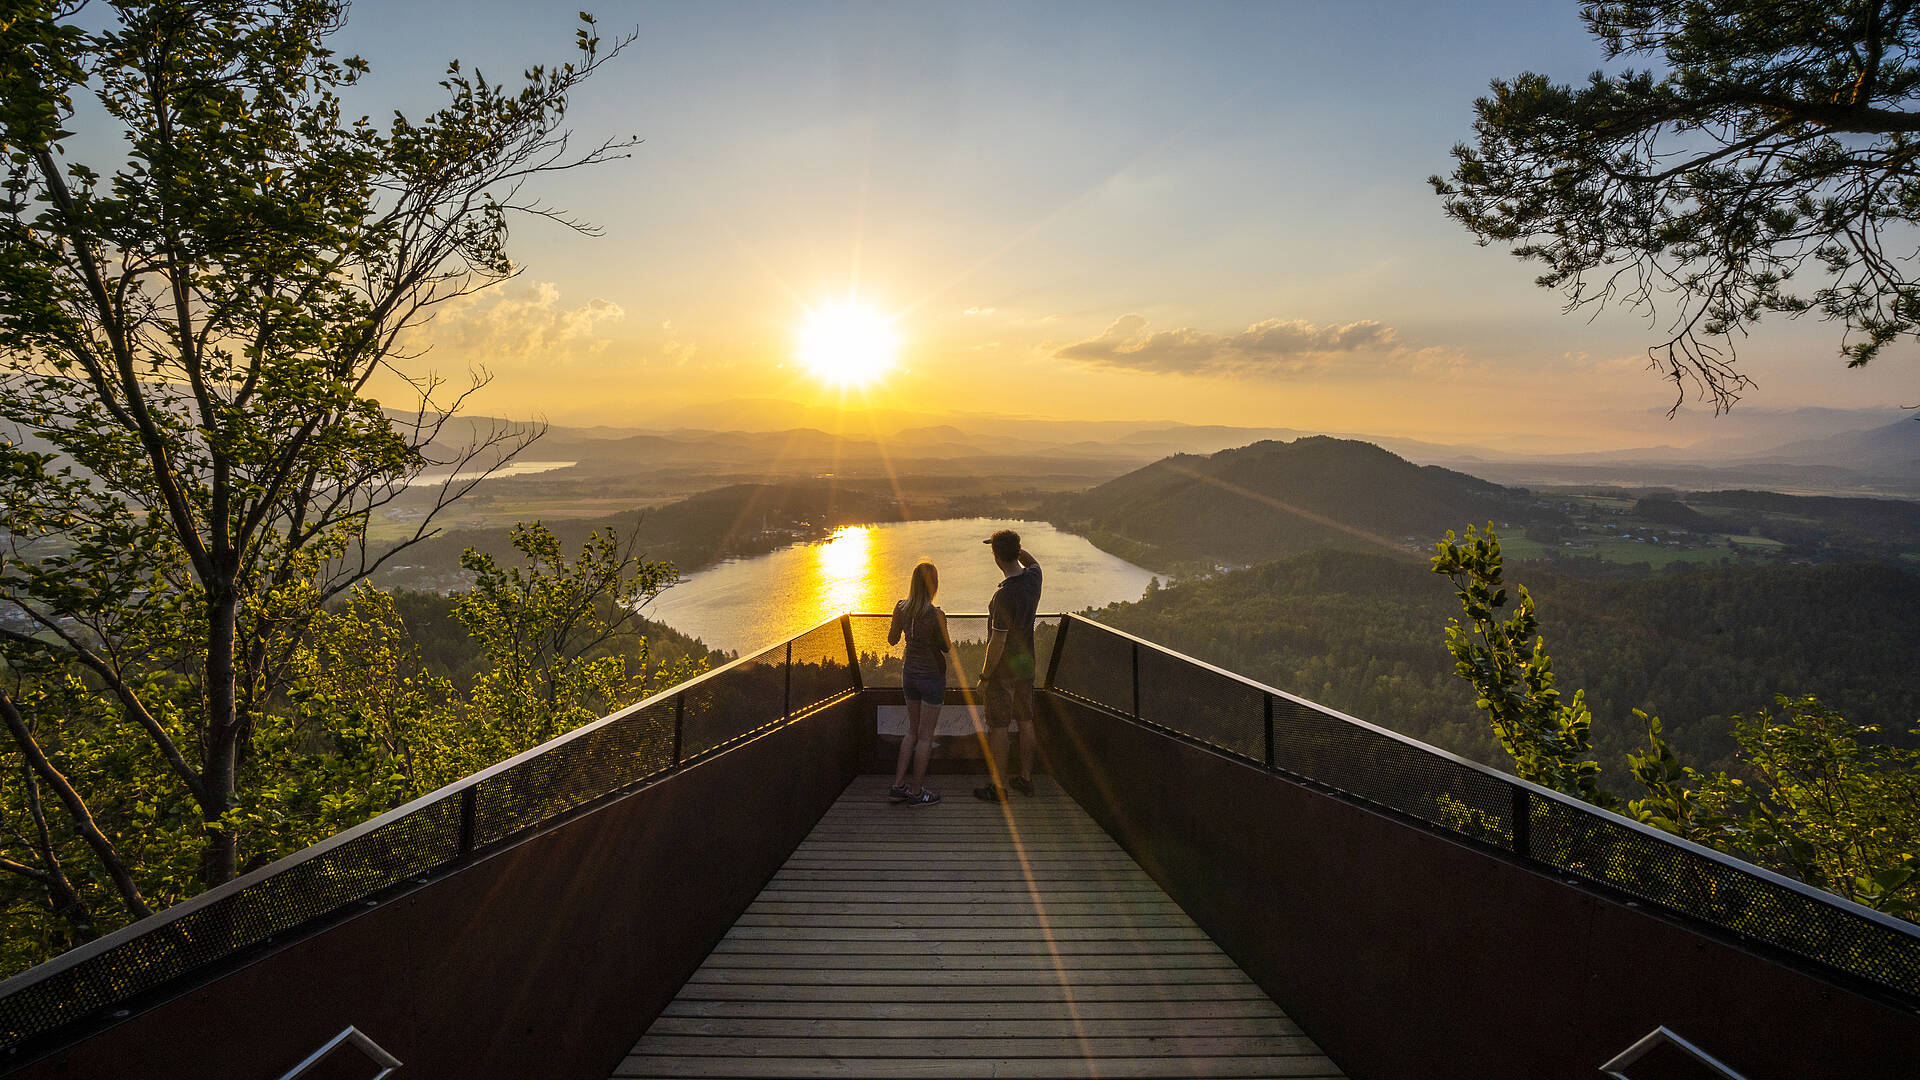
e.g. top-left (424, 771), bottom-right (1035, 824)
top-left (428, 282), bottom-right (626, 367)
top-left (963, 306), bottom-right (996, 316)
top-left (1056, 314), bottom-right (1400, 376)
top-left (661, 336), bottom-right (699, 367)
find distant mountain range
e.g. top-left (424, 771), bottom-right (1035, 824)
top-left (14, 398), bottom-right (1907, 505)
top-left (1416, 417), bottom-right (1920, 495)
top-left (412, 401), bottom-right (1918, 498)
top-left (1041, 436), bottom-right (1920, 572)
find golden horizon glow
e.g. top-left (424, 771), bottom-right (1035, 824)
top-left (796, 301), bottom-right (899, 388)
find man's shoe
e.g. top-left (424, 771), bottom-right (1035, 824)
top-left (887, 784), bottom-right (910, 802)
top-left (973, 783), bottom-right (1006, 802)
top-left (1010, 776), bottom-right (1035, 797)
top-left (906, 787), bottom-right (941, 806)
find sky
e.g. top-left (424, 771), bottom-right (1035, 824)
top-left (325, 1), bottom-right (1917, 450)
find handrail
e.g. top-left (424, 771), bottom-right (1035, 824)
top-left (1046, 611), bottom-right (1920, 1003)
top-left (843, 611), bottom-right (1068, 619)
top-left (0, 613), bottom-right (846, 1001)
top-left (1599, 1027), bottom-right (1747, 1080)
top-left (4, 606), bottom-right (1916, 1064)
top-left (275, 1026), bottom-right (401, 1080)
top-left (1058, 612), bottom-right (1920, 934)
top-left (0, 614), bottom-right (860, 1059)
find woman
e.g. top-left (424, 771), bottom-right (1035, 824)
top-left (888, 560), bottom-right (956, 805)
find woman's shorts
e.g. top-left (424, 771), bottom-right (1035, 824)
top-left (902, 672), bottom-right (947, 704)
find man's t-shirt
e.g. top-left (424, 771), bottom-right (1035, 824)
top-left (987, 564), bottom-right (1043, 681)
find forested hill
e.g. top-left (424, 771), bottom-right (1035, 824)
top-left (1042, 437), bottom-right (1539, 569)
top-left (1085, 551), bottom-right (1920, 778)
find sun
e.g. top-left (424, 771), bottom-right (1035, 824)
top-left (795, 301), bottom-right (898, 387)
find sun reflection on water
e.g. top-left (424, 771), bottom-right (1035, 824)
top-left (813, 525), bottom-right (875, 617)
top-left (643, 519), bottom-right (1153, 656)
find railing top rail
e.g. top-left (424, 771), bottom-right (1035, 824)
top-left (1055, 612), bottom-right (1920, 943)
top-left (0, 612), bottom-right (853, 1002)
top-left (8, 605), bottom-right (1917, 1050)
top-left (845, 612), bottom-right (1069, 619)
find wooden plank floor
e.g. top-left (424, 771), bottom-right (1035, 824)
top-left (613, 774), bottom-right (1346, 1079)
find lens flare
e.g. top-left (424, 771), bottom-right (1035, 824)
top-left (796, 302), bottom-right (898, 387)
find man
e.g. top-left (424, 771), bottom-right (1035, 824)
top-left (974, 529), bottom-right (1041, 801)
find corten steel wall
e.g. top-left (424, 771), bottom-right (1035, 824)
top-left (1038, 692), bottom-right (1920, 1080)
top-left (14, 696), bottom-right (866, 1080)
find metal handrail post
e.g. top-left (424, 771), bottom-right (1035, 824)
top-left (672, 694), bottom-right (685, 766)
top-left (1130, 641), bottom-right (1140, 718)
top-left (457, 787), bottom-right (477, 859)
top-left (841, 615), bottom-right (863, 691)
top-left (1263, 694), bottom-right (1275, 770)
top-left (1044, 614), bottom-right (1070, 689)
top-left (784, 641), bottom-right (793, 720)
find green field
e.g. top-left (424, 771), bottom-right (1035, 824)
top-left (1511, 528), bottom-right (1743, 568)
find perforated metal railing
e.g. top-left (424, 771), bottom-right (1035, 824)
top-left (1045, 613), bottom-right (1920, 1008)
top-left (845, 613), bottom-right (1062, 694)
top-left (0, 617), bottom-right (860, 1059)
top-left (6, 609), bottom-right (1918, 1061)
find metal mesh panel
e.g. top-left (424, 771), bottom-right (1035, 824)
top-left (680, 644), bottom-right (786, 760)
top-left (10, 613), bottom-right (1920, 1057)
top-left (1049, 618), bottom-right (1134, 715)
top-left (472, 700), bottom-right (678, 846)
top-left (847, 613), bottom-right (995, 691)
top-left (847, 613), bottom-right (902, 688)
top-left (943, 615), bottom-right (988, 691)
top-left (1032, 617), bottom-right (1060, 689)
top-left (1270, 696), bottom-right (1515, 849)
top-left (788, 620), bottom-right (858, 715)
top-left (0, 619), bottom-right (860, 1057)
top-left (1045, 614), bottom-right (1920, 1002)
top-left (0, 790), bottom-right (464, 1049)
top-left (1136, 649), bottom-right (1266, 762)
top-left (1530, 797), bottom-right (1920, 993)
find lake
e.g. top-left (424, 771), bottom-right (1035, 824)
top-left (406, 460), bottom-right (577, 486)
top-left (641, 518), bottom-right (1155, 655)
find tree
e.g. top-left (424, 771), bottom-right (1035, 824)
top-left (453, 522), bottom-right (697, 749)
top-left (1434, 525), bottom-right (1920, 919)
top-left (1431, 525), bottom-right (1613, 804)
top-left (0, 0), bottom-right (633, 917)
top-left (263, 525), bottom-right (701, 859)
top-left (1431, 1), bottom-right (1920, 409)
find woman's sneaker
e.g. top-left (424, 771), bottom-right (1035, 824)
top-left (887, 784), bottom-right (910, 802)
top-left (1010, 776), bottom-right (1035, 797)
top-left (907, 787), bottom-right (941, 806)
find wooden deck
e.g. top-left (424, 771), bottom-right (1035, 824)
top-left (613, 774), bottom-right (1346, 1079)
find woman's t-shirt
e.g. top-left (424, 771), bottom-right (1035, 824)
top-left (891, 601), bottom-right (948, 680)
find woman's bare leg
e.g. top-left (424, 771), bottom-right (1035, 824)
top-left (893, 698), bottom-right (922, 788)
top-left (910, 703), bottom-right (940, 791)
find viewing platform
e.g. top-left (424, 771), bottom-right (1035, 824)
top-left (1, 614), bottom-right (1917, 1079)
top-left (618, 775), bottom-right (1343, 1078)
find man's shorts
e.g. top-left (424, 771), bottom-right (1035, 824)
top-left (981, 673), bottom-right (1034, 733)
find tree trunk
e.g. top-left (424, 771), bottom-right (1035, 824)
top-left (199, 586), bottom-right (241, 887)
